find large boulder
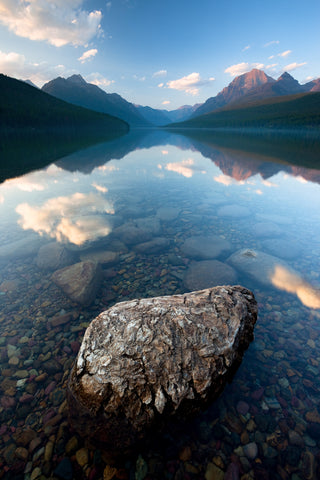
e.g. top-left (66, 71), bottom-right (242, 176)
top-left (52, 261), bottom-right (102, 306)
top-left (67, 286), bottom-right (257, 457)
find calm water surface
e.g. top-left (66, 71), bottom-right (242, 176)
top-left (0, 130), bottom-right (320, 479)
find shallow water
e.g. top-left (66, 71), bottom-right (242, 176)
top-left (0, 129), bottom-right (320, 479)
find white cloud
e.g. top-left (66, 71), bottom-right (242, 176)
top-left (224, 62), bottom-right (264, 77)
top-left (133, 74), bottom-right (146, 82)
top-left (11, 178), bottom-right (45, 192)
top-left (266, 63), bottom-right (278, 69)
top-left (214, 174), bottom-right (245, 186)
top-left (78, 48), bottom-right (98, 63)
top-left (158, 82), bottom-right (164, 88)
top-left (162, 100), bottom-right (170, 105)
top-left (86, 72), bottom-right (115, 89)
top-left (92, 182), bottom-right (108, 193)
top-left (214, 175), bottom-right (235, 186)
top-left (278, 50), bottom-right (291, 58)
top-left (153, 70), bottom-right (167, 77)
top-left (271, 265), bottom-right (320, 309)
top-left (16, 192), bottom-right (114, 246)
top-left (242, 45), bottom-right (251, 52)
top-left (262, 179), bottom-right (278, 188)
top-left (283, 62), bottom-right (307, 72)
top-left (0, 0), bottom-right (102, 47)
top-left (166, 72), bottom-right (215, 96)
top-left (264, 40), bottom-right (280, 47)
top-left (165, 158), bottom-right (195, 178)
top-left (0, 49), bottom-right (66, 86)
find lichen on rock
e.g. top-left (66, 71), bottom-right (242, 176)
top-left (67, 285), bottom-right (257, 457)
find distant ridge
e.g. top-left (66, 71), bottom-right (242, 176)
top-left (0, 73), bottom-right (129, 134)
top-left (42, 75), bottom-right (149, 127)
top-left (191, 69), bottom-right (320, 118)
top-left (135, 103), bottom-right (201, 126)
top-left (169, 92), bottom-right (320, 130)
top-left (192, 69), bottom-right (275, 117)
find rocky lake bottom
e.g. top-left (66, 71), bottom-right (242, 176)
top-left (0, 134), bottom-right (320, 480)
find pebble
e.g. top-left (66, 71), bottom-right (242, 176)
top-left (103, 464), bottom-right (118, 480)
top-left (65, 436), bottom-right (79, 455)
top-left (54, 457), bottom-right (73, 480)
top-left (15, 446), bottom-right (29, 461)
top-left (8, 356), bottom-right (19, 365)
top-left (30, 467), bottom-right (42, 480)
top-left (29, 437), bottom-right (42, 453)
top-left (264, 396), bottom-right (281, 410)
top-left (305, 409), bottom-right (320, 423)
top-left (205, 462), bottom-right (224, 480)
top-left (179, 445), bottom-right (192, 461)
top-left (135, 454), bottom-right (148, 480)
top-left (288, 430), bottom-right (304, 447)
top-left (76, 447), bottom-right (89, 468)
top-left (300, 451), bottom-right (315, 480)
top-left (236, 400), bottom-right (249, 415)
top-left (44, 439), bottom-right (54, 462)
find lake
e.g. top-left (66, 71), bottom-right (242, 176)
top-left (0, 129), bottom-right (320, 479)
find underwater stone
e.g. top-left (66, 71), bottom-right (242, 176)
top-left (52, 261), bottom-right (102, 306)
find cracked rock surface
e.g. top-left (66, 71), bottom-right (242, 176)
top-left (67, 285), bottom-right (257, 457)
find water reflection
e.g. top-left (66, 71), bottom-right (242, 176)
top-left (165, 158), bottom-right (196, 178)
top-left (271, 265), bottom-right (320, 309)
top-left (0, 129), bottom-right (320, 477)
top-left (56, 129), bottom-right (320, 186)
top-left (16, 192), bottom-right (114, 246)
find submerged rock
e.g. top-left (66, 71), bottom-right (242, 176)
top-left (227, 248), bottom-right (320, 309)
top-left (181, 235), bottom-right (232, 260)
top-left (36, 242), bottom-right (75, 271)
top-left (184, 260), bottom-right (238, 291)
top-left (80, 249), bottom-right (119, 266)
top-left (133, 237), bottom-right (170, 254)
top-left (52, 261), bottom-right (102, 306)
top-left (68, 285), bottom-right (257, 457)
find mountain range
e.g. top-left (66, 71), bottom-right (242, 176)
top-left (0, 73), bottom-right (129, 182)
top-left (2, 68), bottom-right (320, 132)
top-left (42, 74), bottom-right (198, 127)
top-left (0, 74), bottom-right (128, 135)
top-left (41, 69), bottom-right (320, 127)
top-left (190, 69), bottom-right (320, 118)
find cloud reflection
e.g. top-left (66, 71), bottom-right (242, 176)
top-left (271, 265), bottom-right (320, 309)
top-left (165, 158), bottom-right (195, 178)
top-left (214, 174), bottom-right (245, 186)
top-left (16, 192), bottom-right (114, 246)
top-left (92, 182), bottom-right (108, 193)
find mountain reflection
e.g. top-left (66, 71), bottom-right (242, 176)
top-left (55, 129), bottom-right (320, 185)
top-left (16, 192), bottom-right (114, 246)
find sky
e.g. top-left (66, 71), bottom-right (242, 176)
top-left (0, 0), bottom-right (319, 110)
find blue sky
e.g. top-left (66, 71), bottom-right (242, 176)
top-left (0, 0), bottom-right (319, 109)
